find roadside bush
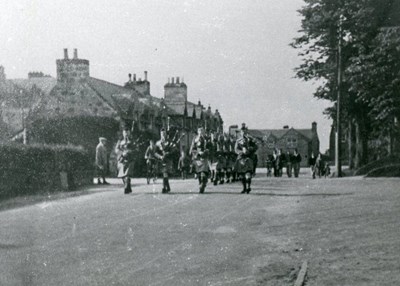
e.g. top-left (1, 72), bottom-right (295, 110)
top-left (0, 142), bottom-right (93, 199)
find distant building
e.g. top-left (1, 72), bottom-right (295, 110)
top-left (241, 123), bottom-right (320, 167)
top-left (0, 49), bottom-right (224, 173)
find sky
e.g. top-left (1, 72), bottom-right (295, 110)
top-left (0, 0), bottom-right (332, 151)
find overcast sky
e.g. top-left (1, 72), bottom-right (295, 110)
top-left (0, 0), bottom-right (332, 151)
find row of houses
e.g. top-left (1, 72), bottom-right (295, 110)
top-left (0, 49), bottom-right (224, 154)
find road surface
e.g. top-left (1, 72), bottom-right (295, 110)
top-left (1, 170), bottom-right (399, 285)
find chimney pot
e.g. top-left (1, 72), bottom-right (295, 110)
top-left (128, 73), bottom-right (132, 81)
top-left (171, 77), bottom-right (175, 84)
top-left (133, 74), bottom-right (136, 82)
top-left (144, 71), bottom-right (148, 81)
top-left (176, 77), bottom-right (180, 84)
top-left (73, 48), bottom-right (78, 59)
top-left (63, 48), bottom-right (68, 59)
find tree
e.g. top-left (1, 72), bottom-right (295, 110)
top-left (292, 0), bottom-right (399, 168)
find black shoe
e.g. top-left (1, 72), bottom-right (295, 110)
top-left (199, 186), bottom-right (205, 193)
top-left (162, 188), bottom-right (170, 194)
top-left (241, 189), bottom-right (246, 194)
top-left (97, 179), bottom-right (102, 185)
top-left (124, 189), bottom-right (132, 194)
top-left (246, 188), bottom-right (251, 194)
top-left (213, 181), bottom-right (217, 186)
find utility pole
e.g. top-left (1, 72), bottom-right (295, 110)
top-left (335, 15), bottom-right (343, 177)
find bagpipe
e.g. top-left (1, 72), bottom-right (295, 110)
top-left (237, 134), bottom-right (258, 158)
top-left (157, 130), bottom-right (186, 161)
top-left (117, 135), bottom-right (146, 163)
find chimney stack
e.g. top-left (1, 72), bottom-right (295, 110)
top-left (171, 77), bottom-right (175, 84)
top-left (73, 48), bottom-right (78, 59)
top-left (312, 122), bottom-right (317, 132)
top-left (133, 74), bottom-right (136, 82)
top-left (128, 73), bottom-right (132, 82)
top-left (168, 77), bottom-right (170, 84)
top-left (64, 48), bottom-right (69, 59)
top-left (176, 77), bottom-right (180, 84)
top-left (144, 71), bottom-right (148, 81)
top-left (283, 125), bottom-right (289, 129)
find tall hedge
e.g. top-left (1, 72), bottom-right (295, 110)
top-left (0, 142), bottom-right (93, 199)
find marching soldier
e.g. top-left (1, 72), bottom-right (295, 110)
top-left (154, 128), bottom-right (183, 193)
top-left (115, 128), bottom-right (138, 194)
top-left (234, 123), bottom-right (258, 194)
top-left (190, 126), bottom-right (211, 193)
top-left (144, 140), bottom-right (158, 184)
top-left (177, 150), bottom-right (190, 180)
top-left (214, 147), bottom-right (227, 185)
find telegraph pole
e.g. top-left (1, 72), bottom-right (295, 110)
top-left (335, 15), bottom-right (343, 177)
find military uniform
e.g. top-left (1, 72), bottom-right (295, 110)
top-left (144, 144), bottom-right (158, 184)
top-left (116, 136), bottom-right (137, 193)
top-left (213, 150), bottom-right (227, 185)
top-left (178, 153), bottom-right (190, 180)
top-left (234, 127), bottom-right (258, 193)
top-left (190, 133), bottom-right (211, 193)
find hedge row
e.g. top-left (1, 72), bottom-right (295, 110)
top-left (0, 142), bottom-right (93, 199)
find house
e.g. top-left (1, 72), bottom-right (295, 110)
top-left (233, 123), bottom-right (320, 167)
top-left (0, 49), bottom-right (224, 174)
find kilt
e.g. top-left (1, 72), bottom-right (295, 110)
top-left (194, 158), bottom-right (210, 173)
top-left (117, 161), bottom-right (134, 178)
top-left (216, 160), bottom-right (226, 171)
top-left (160, 159), bottom-right (173, 174)
top-left (235, 157), bottom-right (254, 174)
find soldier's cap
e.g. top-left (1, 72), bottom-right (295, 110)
top-left (99, 137), bottom-right (107, 141)
top-left (241, 123), bottom-right (248, 131)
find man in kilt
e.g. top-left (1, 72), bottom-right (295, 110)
top-left (154, 128), bottom-right (180, 193)
top-left (190, 126), bottom-right (211, 193)
top-left (235, 123), bottom-right (258, 194)
top-left (115, 128), bottom-right (140, 194)
top-left (144, 139), bottom-right (158, 184)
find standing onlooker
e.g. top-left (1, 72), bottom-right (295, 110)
top-left (272, 149), bottom-right (279, 177)
top-left (266, 154), bottom-right (274, 177)
top-left (95, 137), bottom-right (109, 184)
top-left (292, 149), bottom-right (302, 178)
top-left (315, 153), bottom-right (323, 178)
top-left (308, 152), bottom-right (317, 179)
top-left (285, 150), bottom-right (293, 178)
top-left (277, 149), bottom-right (284, 177)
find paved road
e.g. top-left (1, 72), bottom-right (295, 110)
top-left (1, 170), bottom-right (399, 285)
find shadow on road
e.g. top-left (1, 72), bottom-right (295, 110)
top-left (142, 191), bottom-right (352, 197)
